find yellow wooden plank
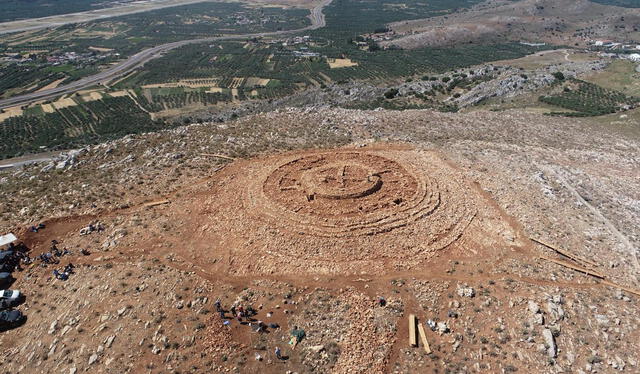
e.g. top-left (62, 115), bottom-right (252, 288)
top-left (409, 314), bottom-right (417, 347)
top-left (531, 237), bottom-right (599, 267)
top-left (143, 200), bottom-right (170, 208)
top-left (201, 153), bottom-right (235, 161)
top-left (417, 322), bottom-right (431, 354)
top-left (539, 255), bottom-right (605, 278)
top-left (601, 279), bottom-right (640, 297)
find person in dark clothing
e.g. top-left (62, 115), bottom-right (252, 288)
top-left (63, 263), bottom-right (75, 274)
top-left (53, 269), bottom-right (69, 280)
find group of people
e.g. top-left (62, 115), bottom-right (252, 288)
top-left (38, 241), bottom-right (71, 265)
top-left (212, 298), bottom-right (304, 362)
top-left (215, 300), bottom-right (276, 328)
top-left (52, 263), bottom-right (75, 281)
top-left (28, 223), bottom-right (46, 233)
top-left (2, 242), bottom-right (32, 272)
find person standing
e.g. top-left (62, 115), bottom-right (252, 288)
top-left (275, 347), bottom-right (282, 360)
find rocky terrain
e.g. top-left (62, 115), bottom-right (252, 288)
top-left (0, 104), bottom-right (639, 373)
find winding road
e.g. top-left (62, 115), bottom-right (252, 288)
top-left (0, 0), bottom-right (332, 110)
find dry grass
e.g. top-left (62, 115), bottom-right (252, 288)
top-left (0, 106), bottom-right (23, 121)
top-left (328, 58), bottom-right (358, 69)
top-left (582, 59), bottom-right (640, 97)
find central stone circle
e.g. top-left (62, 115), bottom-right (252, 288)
top-left (299, 162), bottom-right (382, 201)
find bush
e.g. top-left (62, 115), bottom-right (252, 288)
top-left (384, 88), bottom-right (399, 99)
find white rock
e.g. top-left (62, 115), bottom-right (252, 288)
top-left (88, 354), bottom-right (99, 365)
top-left (528, 300), bottom-right (540, 314)
top-left (456, 284), bottom-right (475, 298)
top-left (48, 320), bottom-right (58, 334)
top-left (105, 335), bottom-right (115, 348)
top-left (307, 345), bottom-right (325, 353)
top-left (542, 328), bottom-right (557, 358)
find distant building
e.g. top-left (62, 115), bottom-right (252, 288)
top-left (520, 41), bottom-right (546, 47)
top-left (627, 53), bottom-right (640, 62)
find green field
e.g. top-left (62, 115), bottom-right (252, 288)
top-left (1, 2), bottom-right (309, 55)
top-left (118, 36), bottom-right (548, 98)
top-left (590, 0), bottom-right (640, 7)
top-left (316, 0), bottom-right (482, 37)
top-left (115, 0), bottom-right (546, 91)
top-left (0, 0), bottom-right (555, 159)
top-left (582, 60), bottom-right (640, 97)
top-left (0, 2), bottom-right (309, 98)
top-left (0, 0), bottom-right (126, 22)
top-left (539, 79), bottom-right (639, 117)
top-left (0, 96), bottom-right (171, 159)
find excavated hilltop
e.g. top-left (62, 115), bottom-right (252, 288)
top-left (0, 107), bottom-right (638, 373)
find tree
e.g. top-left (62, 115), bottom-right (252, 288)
top-left (384, 88), bottom-right (398, 99)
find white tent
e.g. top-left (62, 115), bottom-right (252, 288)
top-left (0, 233), bottom-right (17, 247)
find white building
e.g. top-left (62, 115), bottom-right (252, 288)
top-left (627, 53), bottom-right (640, 62)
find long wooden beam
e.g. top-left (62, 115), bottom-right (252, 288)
top-left (409, 314), bottom-right (417, 347)
top-left (201, 153), bottom-right (235, 161)
top-left (601, 279), bottom-right (640, 297)
top-left (417, 322), bottom-right (431, 354)
top-left (539, 255), bottom-right (605, 279)
top-left (143, 199), bottom-right (170, 208)
top-left (531, 237), bottom-right (599, 267)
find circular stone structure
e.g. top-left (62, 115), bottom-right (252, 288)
top-left (197, 147), bottom-right (482, 275)
top-left (254, 152), bottom-right (440, 237)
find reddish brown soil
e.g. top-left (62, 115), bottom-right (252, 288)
top-left (5, 142), bottom-right (639, 374)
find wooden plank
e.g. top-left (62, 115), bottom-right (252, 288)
top-left (408, 314), bottom-right (417, 347)
top-left (601, 279), bottom-right (640, 297)
top-left (143, 200), bottom-right (170, 208)
top-left (417, 322), bottom-right (431, 354)
top-left (531, 237), bottom-right (599, 267)
top-left (539, 255), bottom-right (605, 279)
top-left (201, 153), bottom-right (235, 161)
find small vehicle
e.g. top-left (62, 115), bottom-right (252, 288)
top-left (0, 251), bottom-right (14, 263)
top-left (0, 290), bottom-right (21, 302)
top-left (0, 290), bottom-right (23, 310)
top-left (0, 273), bottom-right (13, 289)
top-left (0, 263), bottom-right (14, 273)
top-left (0, 309), bottom-right (25, 329)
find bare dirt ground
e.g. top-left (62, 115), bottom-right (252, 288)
top-left (0, 107), bottom-right (639, 373)
top-left (382, 0), bottom-right (640, 49)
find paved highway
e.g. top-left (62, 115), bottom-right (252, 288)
top-left (0, 0), bottom-right (332, 110)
